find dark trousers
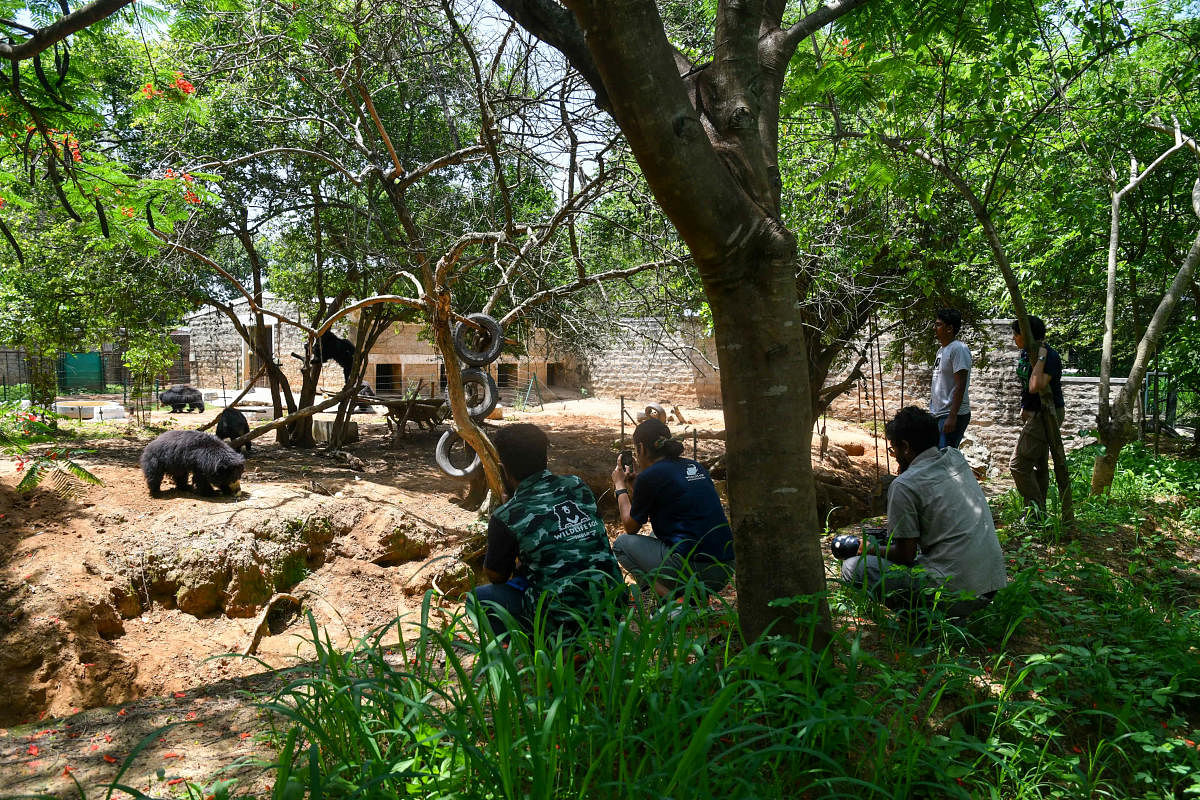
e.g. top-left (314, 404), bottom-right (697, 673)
top-left (935, 413), bottom-right (971, 449)
top-left (1009, 407), bottom-right (1065, 512)
top-left (471, 582), bottom-right (528, 636)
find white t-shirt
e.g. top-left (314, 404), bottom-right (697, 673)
top-left (930, 339), bottom-right (972, 416)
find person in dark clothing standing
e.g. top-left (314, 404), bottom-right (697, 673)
top-left (1009, 317), bottom-right (1066, 516)
top-left (611, 418), bottom-right (734, 600)
top-left (473, 423), bottom-right (624, 636)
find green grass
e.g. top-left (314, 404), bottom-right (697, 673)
top-left (83, 443), bottom-right (1200, 799)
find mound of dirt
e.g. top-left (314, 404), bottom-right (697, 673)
top-left (0, 397), bottom-right (892, 734)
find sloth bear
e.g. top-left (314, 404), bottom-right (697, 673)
top-left (356, 380), bottom-right (375, 412)
top-left (215, 407), bottom-right (252, 454)
top-left (159, 385), bottom-right (205, 413)
top-left (140, 430), bottom-right (245, 497)
top-left (315, 330), bottom-right (355, 381)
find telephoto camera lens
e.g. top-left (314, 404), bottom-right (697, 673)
top-left (830, 534), bottom-right (861, 560)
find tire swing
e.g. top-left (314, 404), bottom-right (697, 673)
top-left (435, 430), bottom-right (481, 477)
top-left (453, 313), bottom-right (504, 367)
top-left (457, 367), bottom-right (499, 421)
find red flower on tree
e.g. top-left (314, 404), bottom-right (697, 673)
top-left (170, 72), bottom-right (195, 95)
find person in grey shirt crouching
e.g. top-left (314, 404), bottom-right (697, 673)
top-left (841, 406), bottom-right (1007, 618)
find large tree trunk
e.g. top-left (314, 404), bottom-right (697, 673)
top-left (706, 250), bottom-right (828, 644)
top-left (490, 0), bottom-right (873, 643)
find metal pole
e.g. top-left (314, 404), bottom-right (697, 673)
top-left (1153, 357), bottom-right (1161, 456)
top-left (620, 395), bottom-right (626, 447)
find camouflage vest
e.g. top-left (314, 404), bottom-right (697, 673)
top-left (492, 470), bottom-right (621, 625)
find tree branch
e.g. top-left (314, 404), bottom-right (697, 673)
top-left (0, 0), bottom-right (132, 62)
top-left (490, 0), bottom-right (609, 107)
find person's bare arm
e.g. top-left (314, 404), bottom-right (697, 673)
top-left (862, 536), bottom-right (918, 566)
top-left (613, 457), bottom-right (641, 534)
top-left (944, 369), bottom-right (968, 433)
top-left (1029, 346), bottom-right (1050, 393)
top-left (483, 566), bottom-right (510, 584)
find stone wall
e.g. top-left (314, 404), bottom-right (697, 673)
top-left (582, 319), bottom-right (721, 407)
top-left (824, 319), bottom-right (1124, 470)
top-left (187, 296), bottom-right (332, 394)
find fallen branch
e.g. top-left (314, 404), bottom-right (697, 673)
top-left (228, 385), bottom-right (357, 450)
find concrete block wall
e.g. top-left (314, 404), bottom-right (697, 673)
top-left (188, 297), bottom-right (336, 393)
top-left (583, 319), bottom-right (721, 407)
top-left (824, 320), bottom-right (1121, 465)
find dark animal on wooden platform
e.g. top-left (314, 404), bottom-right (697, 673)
top-left (159, 385), bottom-right (205, 413)
top-left (356, 381), bottom-right (375, 412)
top-left (315, 330), bottom-right (355, 381)
top-left (140, 430), bottom-right (245, 497)
top-left (215, 407), bottom-right (252, 454)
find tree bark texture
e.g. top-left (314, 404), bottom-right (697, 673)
top-left (1094, 227), bottom-right (1200, 493)
top-left (501, 0), bottom-right (863, 642)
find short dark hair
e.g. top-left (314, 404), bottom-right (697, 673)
top-left (885, 406), bottom-right (940, 454)
top-left (491, 423), bottom-right (548, 482)
top-left (1010, 316), bottom-right (1046, 341)
top-left (633, 418), bottom-right (684, 459)
top-left (935, 308), bottom-right (962, 335)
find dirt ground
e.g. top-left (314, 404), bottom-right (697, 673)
top-left (0, 394), bottom-right (891, 798)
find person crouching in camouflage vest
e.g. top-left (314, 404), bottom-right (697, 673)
top-left (471, 423), bottom-right (625, 638)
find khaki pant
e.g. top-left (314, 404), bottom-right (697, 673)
top-left (1009, 407), bottom-right (1065, 511)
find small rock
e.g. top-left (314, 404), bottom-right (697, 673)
top-left (177, 582), bottom-right (222, 616)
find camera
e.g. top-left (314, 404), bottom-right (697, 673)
top-left (618, 449), bottom-right (634, 470)
top-left (830, 534), bottom-right (861, 560)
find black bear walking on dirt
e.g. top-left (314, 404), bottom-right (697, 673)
top-left (215, 407), bottom-right (252, 454)
top-left (159, 385), bottom-right (205, 413)
top-left (140, 430), bottom-right (245, 497)
top-left (315, 330), bottom-right (355, 381)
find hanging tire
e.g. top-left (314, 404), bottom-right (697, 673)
top-left (453, 313), bottom-right (504, 367)
top-left (456, 368), bottom-right (499, 421)
top-left (435, 430), bottom-right (481, 477)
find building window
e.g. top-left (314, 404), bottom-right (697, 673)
top-left (497, 363), bottom-right (518, 390)
top-left (376, 363), bottom-right (398, 393)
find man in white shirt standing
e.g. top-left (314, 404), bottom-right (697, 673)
top-left (931, 308), bottom-right (972, 449)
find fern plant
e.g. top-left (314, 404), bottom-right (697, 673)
top-left (1, 404), bottom-right (103, 498)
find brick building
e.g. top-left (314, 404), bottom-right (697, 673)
top-left (183, 296), bottom-right (572, 402)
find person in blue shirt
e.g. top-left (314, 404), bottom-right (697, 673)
top-left (611, 418), bottom-right (734, 600)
